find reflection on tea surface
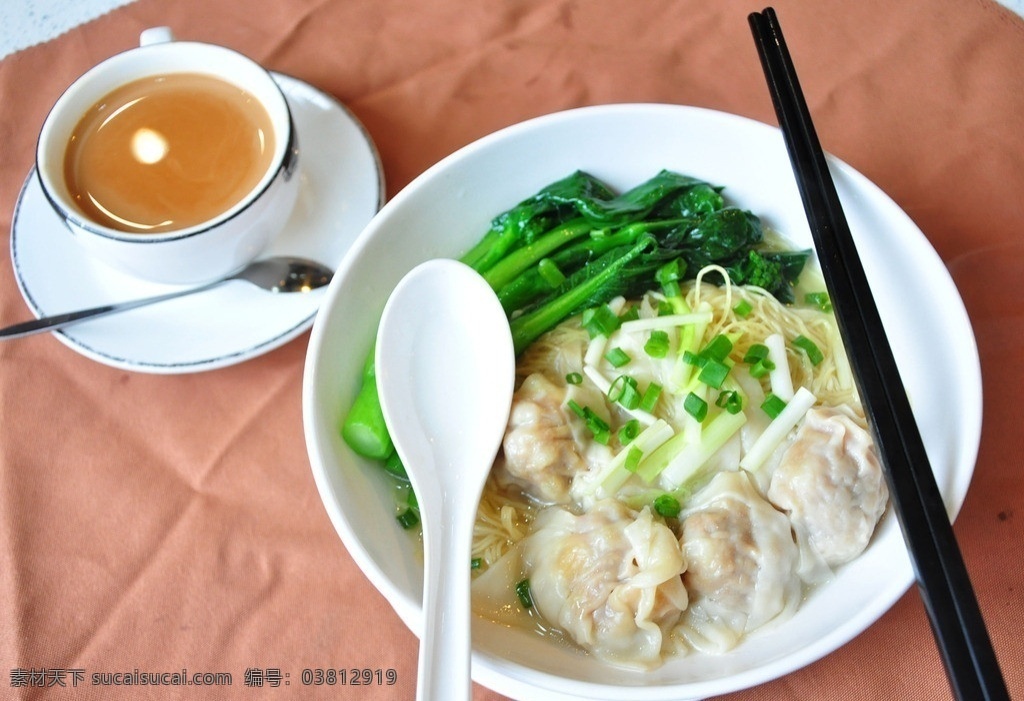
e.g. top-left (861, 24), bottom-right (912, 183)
top-left (64, 72), bottom-right (275, 234)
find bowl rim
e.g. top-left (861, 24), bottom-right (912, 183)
top-left (302, 102), bottom-right (982, 701)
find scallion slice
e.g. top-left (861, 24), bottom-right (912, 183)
top-left (653, 493), bottom-right (682, 519)
top-left (698, 358), bottom-right (730, 389)
top-left (743, 343), bottom-right (770, 364)
top-left (618, 306), bottom-right (640, 323)
top-left (396, 508), bottom-right (419, 530)
top-left (383, 450), bottom-right (409, 481)
top-left (761, 393), bottom-right (788, 419)
top-left (644, 330), bottom-right (670, 358)
top-left (733, 299), bottom-right (753, 317)
top-left (749, 357), bottom-right (776, 378)
top-left (515, 578), bottom-right (534, 609)
top-left (568, 399), bottom-right (612, 444)
top-left (640, 382), bottom-right (663, 412)
top-left (700, 333), bottom-right (734, 362)
top-left (582, 304), bottom-right (621, 339)
top-left (682, 350), bottom-right (705, 367)
top-left (805, 291), bottom-right (832, 312)
top-left (684, 392), bottom-right (709, 422)
top-left (608, 374), bottom-right (641, 410)
top-left (792, 335), bottom-right (824, 366)
top-left (716, 389), bottom-right (744, 414)
top-left (604, 347), bottom-right (632, 368)
top-left (565, 371), bottom-right (583, 385)
top-left (618, 419), bottom-right (641, 445)
top-left (624, 446), bottom-right (644, 473)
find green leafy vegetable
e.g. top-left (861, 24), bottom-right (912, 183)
top-left (340, 348), bottom-right (393, 460)
top-left (340, 169), bottom-right (812, 495)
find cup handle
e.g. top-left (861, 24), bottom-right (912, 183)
top-left (140, 27), bottom-right (175, 47)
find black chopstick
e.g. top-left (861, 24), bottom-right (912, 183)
top-left (748, 8), bottom-right (1009, 701)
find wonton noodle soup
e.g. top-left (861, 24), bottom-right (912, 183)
top-left (471, 268), bottom-right (889, 669)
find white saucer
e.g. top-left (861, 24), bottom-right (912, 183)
top-left (10, 73), bottom-right (384, 373)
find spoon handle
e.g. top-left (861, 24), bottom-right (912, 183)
top-left (0, 281), bottom-right (222, 340)
top-left (417, 495), bottom-right (474, 701)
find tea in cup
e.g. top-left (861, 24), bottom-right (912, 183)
top-left (36, 28), bottom-right (300, 285)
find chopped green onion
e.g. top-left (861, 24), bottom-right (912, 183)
top-left (618, 306), bottom-right (640, 323)
top-left (618, 419), bottom-right (641, 445)
top-left (653, 493), bottom-right (682, 519)
top-left (383, 450), bottom-right (409, 481)
top-left (568, 399), bottom-right (611, 444)
top-left (396, 508), bottom-right (419, 530)
top-left (608, 375), bottom-right (642, 410)
top-left (604, 347), bottom-right (632, 368)
top-left (749, 357), bottom-right (776, 378)
top-left (515, 578), bottom-right (534, 609)
top-left (582, 305), bottom-right (621, 339)
top-left (537, 258), bottom-right (566, 288)
top-left (682, 350), bottom-right (705, 367)
top-left (624, 446), bottom-right (644, 473)
top-left (644, 330), bottom-right (670, 358)
top-left (639, 382), bottom-right (663, 412)
top-left (743, 343), bottom-right (770, 363)
top-left (792, 335), bottom-right (824, 366)
top-left (684, 392), bottom-right (709, 422)
top-left (565, 371), bottom-right (583, 385)
top-left (741, 386), bottom-right (817, 472)
top-left (645, 410), bottom-right (747, 486)
top-left (471, 557), bottom-right (482, 570)
top-left (657, 300), bottom-right (675, 316)
top-left (716, 390), bottom-right (743, 414)
top-left (744, 343), bottom-right (775, 378)
top-left (700, 334), bottom-right (734, 362)
top-left (698, 358), bottom-right (730, 389)
top-left (761, 393), bottom-right (788, 419)
top-left (805, 291), bottom-right (832, 312)
top-left (733, 299), bottom-right (753, 317)
top-left (591, 419), bottom-right (674, 497)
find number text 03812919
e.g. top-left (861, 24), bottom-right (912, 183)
top-left (301, 668), bottom-right (398, 686)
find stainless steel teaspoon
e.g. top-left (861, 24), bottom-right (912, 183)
top-left (0, 256), bottom-right (333, 340)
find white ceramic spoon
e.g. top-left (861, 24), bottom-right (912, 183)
top-left (375, 258), bottom-right (515, 701)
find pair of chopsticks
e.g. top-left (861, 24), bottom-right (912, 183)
top-left (748, 8), bottom-right (1009, 701)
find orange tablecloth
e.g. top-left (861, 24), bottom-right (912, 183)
top-left (2, 1), bottom-right (1022, 699)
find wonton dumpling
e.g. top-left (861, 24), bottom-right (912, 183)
top-left (497, 373), bottom-right (588, 503)
top-left (523, 500), bottom-right (688, 669)
top-left (767, 406), bottom-right (889, 569)
top-left (679, 470), bottom-right (801, 653)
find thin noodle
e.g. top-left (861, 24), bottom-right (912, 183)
top-left (474, 269), bottom-right (861, 566)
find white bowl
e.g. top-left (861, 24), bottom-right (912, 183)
top-left (302, 104), bottom-right (982, 700)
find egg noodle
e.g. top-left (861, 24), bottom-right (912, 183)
top-left (472, 267), bottom-right (860, 569)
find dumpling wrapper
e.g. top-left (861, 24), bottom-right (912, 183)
top-left (678, 470), bottom-right (802, 654)
top-left (522, 500), bottom-right (688, 669)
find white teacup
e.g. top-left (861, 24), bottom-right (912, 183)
top-left (35, 28), bottom-right (300, 285)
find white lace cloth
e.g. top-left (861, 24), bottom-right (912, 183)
top-left (1, 0), bottom-right (138, 60)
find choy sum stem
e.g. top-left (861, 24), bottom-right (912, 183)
top-left (339, 170), bottom-right (810, 510)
